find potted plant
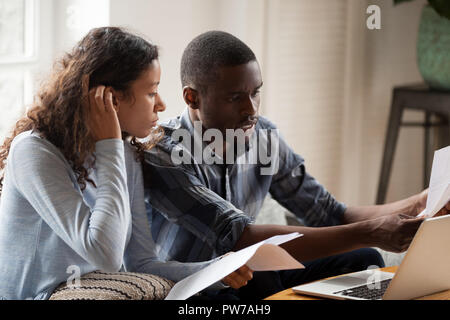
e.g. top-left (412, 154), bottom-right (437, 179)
top-left (395, 0), bottom-right (450, 90)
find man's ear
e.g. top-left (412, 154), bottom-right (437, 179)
top-left (183, 86), bottom-right (199, 110)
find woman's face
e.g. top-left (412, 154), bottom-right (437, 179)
top-left (115, 59), bottom-right (166, 138)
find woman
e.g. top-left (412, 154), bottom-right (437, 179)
top-left (0, 27), bottom-right (252, 300)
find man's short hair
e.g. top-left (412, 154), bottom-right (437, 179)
top-left (180, 30), bottom-right (257, 92)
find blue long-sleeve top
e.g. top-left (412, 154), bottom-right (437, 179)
top-left (0, 130), bottom-right (217, 300)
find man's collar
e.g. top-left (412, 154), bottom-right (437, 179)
top-left (180, 107), bottom-right (194, 134)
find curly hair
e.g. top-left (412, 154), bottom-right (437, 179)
top-left (0, 27), bottom-right (163, 192)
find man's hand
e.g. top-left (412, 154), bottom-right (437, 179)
top-left (219, 257), bottom-right (253, 289)
top-left (412, 189), bottom-right (428, 216)
top-left (369, 213), bottom-right (424, 253)
top-left (412, 189), bottom-right (450, 217)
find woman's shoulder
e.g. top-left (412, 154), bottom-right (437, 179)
top-left (11, 130), bottom-right (56, 150)
top-left (9, 130), bottom-right (68, 167)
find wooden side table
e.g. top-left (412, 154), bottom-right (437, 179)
top-left (376, 84), bottom-right (450, 204)
top-left (264, 266), bottom-right (450, 300)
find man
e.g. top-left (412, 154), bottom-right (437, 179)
top-left (143, 31), bottom-right (447, 299)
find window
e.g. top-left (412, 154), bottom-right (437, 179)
top-left (0, 0), bottom-right (37, 141)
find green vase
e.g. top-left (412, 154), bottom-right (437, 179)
top-left (417, 5), bottom-right (450, 90)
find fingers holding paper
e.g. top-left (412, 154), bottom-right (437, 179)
top-left (221, 264), bottom-right (254, 289)
top-left (416, 146), bottom-right (450, 218)
top-left (371, 213), bottom-right (425, 253)
top-left (416, 187), bottom-right (450, 218)
top-left (164, 233), bottom-right (303, 300)
top-left (413, 188), bottom-right (450, 218)
top-left (435, 201), bottom-right (450, 217)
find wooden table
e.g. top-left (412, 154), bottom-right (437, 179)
top-left (265, 266), bottom-right (450, 300)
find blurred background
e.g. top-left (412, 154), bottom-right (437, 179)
top-left (0, 0), bottom-right (435, 208)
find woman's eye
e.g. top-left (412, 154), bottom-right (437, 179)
top-left (148, 92), bottom-right (157, 98)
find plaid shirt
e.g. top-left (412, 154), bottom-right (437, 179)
top-left (143, 108), bottom-right (346, 262)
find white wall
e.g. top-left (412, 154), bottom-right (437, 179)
top-left (109, 0), bottom-right (430, 206)
top-left (353, 0), bottom-right (426, 205)
top-left (2, 0), bottom-right (431, 208)
top-left (262, 0), bottom-right (348, 199)
top-left (109, 0), bottom-right (266, 121)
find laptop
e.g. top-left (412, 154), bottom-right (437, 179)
top-left (292, 214), bottom-right (450, 300)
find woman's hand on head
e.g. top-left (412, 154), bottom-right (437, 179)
top-left (221, 264), bottom-right (253, 289)
top-left (87, 85), bottom-right (122, 141)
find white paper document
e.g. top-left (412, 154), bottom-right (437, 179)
top-left (165, 232), bottom-right (304, 300)
top-left (418, 146), bottom-right (450, 218)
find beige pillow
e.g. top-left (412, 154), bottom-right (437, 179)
top-left (49, 271), bottom-right (175, 300)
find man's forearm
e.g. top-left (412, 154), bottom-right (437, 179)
top-left (342, 193), bottom-right (420, 224)
top-left (232, 222), bottom-right (374, 263)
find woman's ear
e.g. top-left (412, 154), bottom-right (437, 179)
top-left (112, 96), bottom-right (119, 111)
top-left (110, 88), bottom-right (122, 111)
top-left (183, 86), bottom-right (199, 110)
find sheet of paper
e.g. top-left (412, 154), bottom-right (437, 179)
top-left (418, 146), bottom-right (450, 218)
top-left (165, 232), bottom-right (304, 300)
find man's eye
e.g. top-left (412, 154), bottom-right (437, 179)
top-left (228, 95), bottom-right (240, 102)
top-left (252, 90), bottom-right (260, 97)
top-left (149, 92), bottom-right (157, 97)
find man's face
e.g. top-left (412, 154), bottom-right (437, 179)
top-left (196, 60), bottom-right (263, 137)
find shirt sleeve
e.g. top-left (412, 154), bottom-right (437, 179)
top-left (267, 124), bottom-right (347, 227)
top-left (9, 135), bottom-right (131, 271)
top-left (122, 153), bottom-right (224, 284)
top-left (143, 155), bottom-right (252, 256)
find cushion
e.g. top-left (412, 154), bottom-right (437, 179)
top-left (49, 271), bottom-right (175, 300)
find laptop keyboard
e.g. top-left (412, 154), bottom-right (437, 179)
top-left (333, 279), bottom-right (392, 300)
